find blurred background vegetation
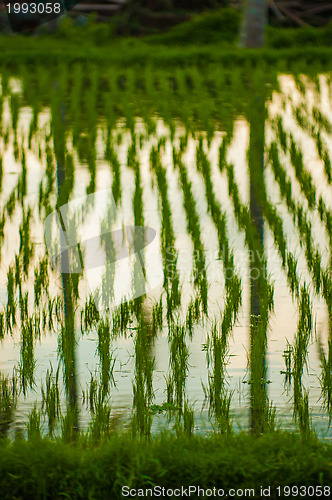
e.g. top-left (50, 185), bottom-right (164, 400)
top-left (1, 0), bottom-right (332, 45)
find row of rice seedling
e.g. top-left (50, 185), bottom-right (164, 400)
top-left (226, 157), bottom-right (275, 433)
top-left (291, 286), bottom-right (313, 436)
top-left (84, 65), bottom-right (98, 195)
top-left (149, 144), bottom-right (181, 321)
top-left (202, 322), bottom-right (232, 434)
top-left (69, 64), bottom-right (83, 149)
top-left (83, 371), bottom-right (115, 443)
top-left (289, 136), bottom-right (316, 209)
top-left (129, 141), bottom-right (145, 317)
top-left (173, 147), bottom-right (208, 315)
top-left (96, 318), bottom-right (116, 400)
top-left (19, 316), bottom-right (36, 396)
top-left (50, 76), bottom-right (81, 436)
top-left (165, 322), bottom-right (192, 435)
top-left (9, 92), bottom-right (20, 139)
top-left (195, 139), bottom-right (242, 430)
top-left (247, 99), bottom-right (278, 434)
top-left (105, 142), bottom-right (121, 207)
top-left (8, 63), bottom-right (249, 151)
top-left (223, 90), bottom-right (276, 433)
top-left (196, 139), bottom-right (240, 292)
top-left (132, 321), bottom-right (155, 438)
top-left (312, 106), bottom-right (332, 135)
top-left (38, 143), bottom-right (56, 217)
top-left (41, 366), bottom-right (61, 438)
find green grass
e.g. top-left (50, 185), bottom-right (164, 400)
top-left (0, 432), bottom-right (331, 499)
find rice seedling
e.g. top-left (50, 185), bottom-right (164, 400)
top-left (318, 337), bottom-right (332, 423)
top-left (112, 301), bottom-right (133, 338)
top-left (293, 385), bottom-right (312, 437)
top-left (16, 150), bottom-right (27, 204)
top-left (18, 317), bottom-right (36, 396)
top-left (182, 399), bottom-right (195, 437)
top-left (5, 188), bottom-right (17, 220)
top-left (34, 257), bottom-right (49, 306)
top-left (152, 297), bottom-right (163, 336)
top-left (202, 322), bottom-right (232, 433)
top-left (322, 151), bottom-right (332, 184)
top-left (105, 144), bottom-right (121, 207)
top-left (10, 92), bottom-right (20, 138)
top-left (281, 341), bottom-right (293, 390)
top-left (284, 285), bottom-right (314, 436)
top-left (129, 150), bottom-right (147, 316)
top-left (6, 265), bottom-right (16, 330)
top-left (84, 69), bottom-right (98, 195)
top-left (187, 66), bottom-right (214, 142)
top-left (38, 144), bottom-right (56, 216)
top-left (289, 135), bottom-right (316, 209)
top-left (312, 107), bottom-right (332, 135)
top-left (58, 318), bottom-right (79, 434)
top-left (97, 318), bottom-right (116, 399)
top-left (275, 116), bottom-right (288, 154)
top-left (293, 286), bottom-right (312, 380)
top-left (19, 291), bottom-right (28, 325)
top-left (0, 93), bottom-right (3, 133)
top-left (26, 403), bottom-right (42, 440)
top-left (165, 322), bottom-right (190, 432)
top-left (69, 64), bottom-right (83, 148)
top-left (87, 395), bottom-right (113, 443)
top-left (80, 294), bottom-right (100, 334)
top-left (132, 321), bottom-right (155, 438)
top-left (173, 69), bottom-right (193, 135)
top-left (122, 71), bottom-right (136, 135)
top-left (218, 135), bottom-right (231, 174)
top-left (0, 371), bottom-right (18, 438)
top-left (0, 155), bottom-right (3, 193)
top-left (41, 365), bottom-right (61, 438)
top-left (19, 207), bottom-right (33, 277)
top-left (60, 406), bottom-right (79, 443)
top-left (293, 105), bottom-right (312, 132)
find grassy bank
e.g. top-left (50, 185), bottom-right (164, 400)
top-left (1, 42), bottom-right (332, 71)
top-left (1, 8), bottom-right (332, 68)
top-left (0, 432), bottom-right (331, 499)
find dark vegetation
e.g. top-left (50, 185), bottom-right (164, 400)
top-left (0, 432), bottom-right (331, 499)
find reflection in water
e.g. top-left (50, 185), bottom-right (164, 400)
top-left (248, 83), bottom-right (271, 434)
top-left (54, 84), bottom-right (79, 436)
top-left (0, 69), bottom-right (331, 439)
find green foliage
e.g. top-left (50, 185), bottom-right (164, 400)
top-left (267, 21), bottom-right (332, 49)
top-left (145, 8), bottom-right (241, 46)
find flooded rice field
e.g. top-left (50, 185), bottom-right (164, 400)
top-left (0, 65), bottom-right (332, 440)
